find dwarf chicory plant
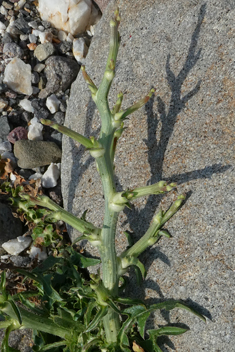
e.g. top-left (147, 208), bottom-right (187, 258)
top-left (0, 8), bottom-right (205, 352)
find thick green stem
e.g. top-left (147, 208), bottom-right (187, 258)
top-left (95, 152), bottom-right (121, 343)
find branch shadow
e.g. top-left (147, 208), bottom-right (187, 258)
top-left (118, 3), bottom-right (224, 339)
top-left (122, 3), bottom-right (207, 238)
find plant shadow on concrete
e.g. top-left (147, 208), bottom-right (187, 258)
top-left (0, 4), bottom-right (231, 352)
top-left (113, 4), bottom-right (225, 350)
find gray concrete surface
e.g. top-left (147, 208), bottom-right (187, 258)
top-left (62, 1), bottom-right (235, 351)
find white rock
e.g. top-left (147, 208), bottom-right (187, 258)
top-left (73, 37), bottom-right (88, 63)
top-left (89, 25), bottom-right (95, 36)
top-left (0, 21), bottom-right (6, 31)
top-left (1, 255), bottom-right (10, 260)
top-left (37, 0), bottom-right (96, 36)
top-left (29, 34), bottom-right (37, 43)
top-left (33, 63), bottom-right (45, 73)
top-left (2, 236), bottom-right (32, 256)
top-left (66, 33), bottom-right (74, 42)
top-left (14, 0), bottom-right (26, 10)
top-left (28, 21), bottom-right (38, 29)
top-left (88, 3), bottom-right (101, 28)
top-left (0, 141), bottom-right (12, 154)
top-left (32, 29), bottom-right (41, 37)
top-left (6, 18), bottom-right (16, 36)
top-left (58, 30), bottom-right (67, 41)
top-left (19, 99), bottom-right (34, 113)
top-left (41, 163), bottom-right (60, 188)
top-left (3, 58), bottom-right (32, 96)
top-left (28, 117), bottom-right (43, 141)
top-left (10, 172), bottom-right (17, 182)
top-left (39, 31), bottom-right (53, 44)
top-left (46, 94), bottom-right (60, 114)
top-left (28, 245), bottom-right (47, 260)
top-left (29, 172), bottom-right (42, 181)
top-left (0, 6), bottom-right (8, 16)
top-left (38, 25), bottom-right (45, 32)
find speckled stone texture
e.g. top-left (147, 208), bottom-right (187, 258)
top-left (62, 0), bottom-right (235, 351)
top-left (93, 0), bottom-right (110, 12)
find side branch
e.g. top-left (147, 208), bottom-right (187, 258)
top-left (113, 88), bottom-right (155, 121)
top-left (120, 195), bottom-right (185, 260)
top-left (19, 194), bottom-right (100, 236)
top-left (41, 119), bottom-right (94, 149)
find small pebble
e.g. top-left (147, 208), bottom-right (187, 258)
top-left (28, 20), bottom-right (38, 29)
top-left (29, 33), bottom-right (37, 43)
top-left (58, 30), bottom-right (67, 41)
top-left (73, 37), bottom-right (88, 63)
top-left (0, 141), bottom-right (12, 154)
top-left (19, 98), bottom-right (34, 113)
top-left (31, 72), bottom-right (39, 84)
top-left (28, 245), bottom-right (47, 260)
top-left (34, 42), bottom-right (55, 61)
top-left (3, 42), bottom-right (24, 59)
top-left (28, 117), bottom-right (43, 141)
top-left (2, 236), bottom-right (32, 256)
top-left (33, 63), bottom-right (45, 73)
top-left (8, 126), bottom-right (28, 143)
top-left (41, 162), bottom-right (60, 188)
top-left (46, 94), bottom-right (60, 114)
top-left (3, 57), bottom-right (33, 95)
top-left (39, 31), bottom-right (53, 44)
top-left (27, 43), bottom-right (37, 50)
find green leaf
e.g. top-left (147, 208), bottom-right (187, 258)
top-left (148, 326), bottom-right (188, 337)
top-left (121, 333), bottom-right (129, 349)
top-left (118, 305), bottom-right (146, 345)
top-left (173, 302), bottom-right (206, 322)
top-left (106, 298), bottom-right (121, 314)
top-left (152, 344), bottom-right (163, 352)
top-left (121, 257), bottom-right (146, 279)
top-left (136, 311), bottom-right (151, 339)
top-left (82, 337), bottom-right (102, 352)
top-left (18, 294), bottom-right (45, 316)
top-left (134, 266), bottom-right (143, 286)
top-left (70, 250), bottom-right (100, 268)
top-left (0, 319), bottom-right (13, 330)
top-left (150, 300), bottom-right (206, 321)
top-left (39, 341), bottom-right (67, 351)
top-left (53, 314), bottom-right (84, 332)
top-left (0, 271), bottom-right (6, 292)
top-left (85, 306), bottom-right (108, 332)
top-left (115, 297), bottom-right (145, 307)
top-left (8, 300), bottom-right (22, 325)
top-left (84, 301), bottom-right (96, 326)
top-left (34, 256), bottom-right (63, 274)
